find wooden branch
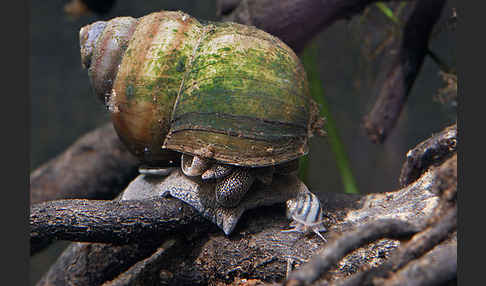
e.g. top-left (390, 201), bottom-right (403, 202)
top-left (32, 2), bottom-right (456, 284)
top-left (31, 152), bottom-right (448, 255)
top-left (36, 241), bottom-right (168, 286)
top-left (363, 0), bottom-right (447, 143)
top-left (287, 154), bottom-right (456, 286)
top-left (285, 219), bottom-right (421, 286)
top-left (399, 124), bottom-right (457, 187)
top-left (386, 206), bottom-right (456, 272)
top-left (30, 197), bottom-right (210, 255)
top-left (218, 0), bottom-right (412, 53)
top-left (380, 238), bottom-right (457, 286)
top-left (30, 122), bottom-right (139, 204)
top-left (101, 239), bottom-right (179, 286)
top-left (35, 152), bottom-right (454, 285)
top-left (335, 206), bottom-right (456, 286)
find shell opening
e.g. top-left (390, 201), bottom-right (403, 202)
top-left (79, 21), bottom-right (107, 69)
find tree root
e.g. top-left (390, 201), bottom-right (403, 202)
top-left (33, 154), bottom-right (455, 285)
top-left (284, 152), bottom-right (457, 286)
top-left (284, 219), bottom-right (421, 286)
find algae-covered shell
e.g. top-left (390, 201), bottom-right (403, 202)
top-left (80, 10), bottom-right (314, 167)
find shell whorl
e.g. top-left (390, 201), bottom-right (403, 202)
top-left (79, 17), bottom-right (138, 104)
top-left (80, 11), bottom-right (313, 167)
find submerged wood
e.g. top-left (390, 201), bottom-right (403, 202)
top-left (218, 0), bottom-right (413, 53)
top-left (399, 124), bottom-right (457, 187)
top-left (30, 122), bottom-right (139, 204)
top-left (363, 0), bottom-right (447, 143)
top-left (35, 153), bottom-right (455, 285)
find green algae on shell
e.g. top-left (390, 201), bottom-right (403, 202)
top-left (80, 10), bottom-right (315, 167)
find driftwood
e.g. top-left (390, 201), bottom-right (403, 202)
top-left (363, 0), bottom-right (447, 143)
top-left (31, 0), bottom-right (456, 282)
top-left (30, 197), bottom-right (209, 254)
top-left (30, 122), bottom-right (139, 204)
top-left (287, 157), bottom-right (456, 286)
top-left (399, 124), bottom-right (457, 187)
top-left (37, 241), bottom-right (170, 286)
top-left (30, 122), bottom-right (139, 253)
top-left (284, 219), bottom-right (421, 285)
top-left (376, 237), bottom-right (457, 286)
top-left (33, 124), bottom-right (456, 285)
top-left (217, 0), bottom-right (413, 54)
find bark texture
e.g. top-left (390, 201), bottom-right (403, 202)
top-left (31, 1), bottom-right (456, 283)
top-left (30, 122), bottom-right (139, 204)
top-left (34, 123), bottom-right (456, 285)
top-left (363, 0), bottom-right (447, 143)
top-left (30, 197), bottom-right (210, 255)
top-left (218, 0), bottom-right (412, 53)
top-left (399, 124), bottom-right (457, 187)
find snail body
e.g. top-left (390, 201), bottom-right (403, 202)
top-left (80, 11), bottom-right (320, 208)
top-left (284, 191), bottom-right (327, 241)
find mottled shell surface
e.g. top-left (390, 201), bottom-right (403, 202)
top-left (82, 11), bottom-right (313, 167)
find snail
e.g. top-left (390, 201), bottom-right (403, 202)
top-left (80, 10), bottom-right (326, 234)
top-left (283, 191), bottom-right (328, 241)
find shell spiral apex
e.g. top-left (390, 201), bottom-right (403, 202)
top-left (79, 17), bottom-right (138, 104)
top-left (79, 21), bottom-right (106, 69)
top-left (80, 10), bottom-right (316, 167)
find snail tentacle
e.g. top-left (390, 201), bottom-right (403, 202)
top-left (181, 154), bottom-right (212, 177)
top-left (283, 188), bottom-right (327, 241)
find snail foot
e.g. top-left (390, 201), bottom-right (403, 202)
top-left (120, 169), bottom-right (307, 235)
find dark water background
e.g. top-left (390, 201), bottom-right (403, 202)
top-left (30, 0), bottom-right (456, 284)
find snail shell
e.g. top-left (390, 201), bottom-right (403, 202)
top-left (80, 11), bottom-right (315, 167)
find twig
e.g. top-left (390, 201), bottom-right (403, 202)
top-left (399, 124), bottom-right (457, 187)
top-left (336, 207), bottom-right (456, 286)
top-left (29, 123), bottom-right (140, 253)
top-left (387, 207), bottom-right (456, 272)
top-left (102, 239), bottom-right (178, 286)
top-left (380, 239), bottom-right (457, 286)
top-left (363, 0), bottom-right (447, 143)
top-left (30, 197), bottom-right (209, 255)
top-left (33, 190), bottom-right (357, 285)
top-left (284, 153), bottom-right (456, 286)
top-left (285, 219), bottom-right (420, 286)
top-left (33, 136), bottom-right (456, 285)
top-left (34, 153), bottom-right (452, 285)
top-left (36, 241), bottom-right (166, 286)
top-left (30, 122), bottom-right (139, 204)
top-left (427, 48), bottom-right (454, 74)
top-left (334, 155), bottom-right (457, 286)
